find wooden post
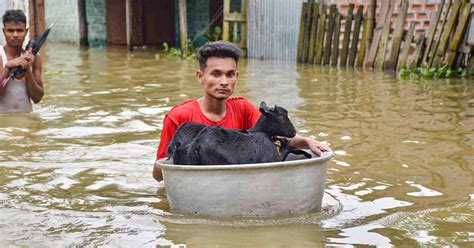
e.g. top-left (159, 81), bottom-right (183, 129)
top-left (323, 4), bottom-right (336, 65)
top-left (349, 7), bottom-right (363, 67)
top-left (446, 2), bottom-right (472, 67)
top-left (398, 22), bottom-right (415, 70)
top-left (331, 11), bottom-right (341, 67)
top-left (240, 0), bottom-right (247, 50)
top-left (433, 0), bottom-right (462, 66)
top-left (422, 0), bottom-right (445, 65)
top-left (365, 0), bottom-right (391, 68)
top-left (125, 0), bottom-right (133, 51)
top-left (366, 0), bottom-right (376, 52)
top-left (314, 4), bottom-right (326, 64)
top-left (374, 1), bottom-right (395, 69)
top-left (78, 0), bottom-right (88, 46)
top-left (29, 0), bottom-right (39, 37)
top-left (340, 3), bottom-right (354, 67)
top-left (297, 3), bottom-right (308, 62)
top-left (408, 35), bottom-right (425, 69)
top-left (428, 1), bottom-right (452, 67)
top-left (385, 0), bottom-right (409, 70)
top-left (308, 2), bottom-right (320, 63)
top-left (28, 0), bottom-right (46, 40)
top-left (302, 0), bottom-right (314, 63)
top-left (356, 12), bottom-right (368, 67)
top-left (178, 0), bottom-right (188, 58)
top-left (223, 0), bottom-right (230, 41)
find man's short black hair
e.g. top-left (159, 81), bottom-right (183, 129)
top-left (2, 9), bottom-right (27, 25)
top-left (196, 41), bottom-right (242, 70)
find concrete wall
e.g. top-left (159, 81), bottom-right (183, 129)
top-left (45, 0), bottom-right (79, 44)
top-left (86, 0), bottom-right (106, 46)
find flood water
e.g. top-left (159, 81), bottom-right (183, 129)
top-left (1, 43), bottom-right (473, 247)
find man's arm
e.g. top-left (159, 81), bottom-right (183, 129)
top-left (24, 52), bottom-right (44, 103)
top-left (0, 64), bottom-right (11, 94)
top-left (290, 134), bottom-right (331, 156)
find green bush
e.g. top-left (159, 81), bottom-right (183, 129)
top-left (399, 62), bottom-right (467, 79)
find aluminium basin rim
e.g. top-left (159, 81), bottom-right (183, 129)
top-left (157, 151), bottom-right (334, 171)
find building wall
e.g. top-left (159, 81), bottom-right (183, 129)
top-left (45, 0), bottom-right (79, 44)
top-left (86, 0), bottom-right (106, 46)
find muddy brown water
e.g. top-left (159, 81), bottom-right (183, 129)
top-left (0, 43), bottom-right (473, 246)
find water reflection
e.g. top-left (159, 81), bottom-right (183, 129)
top-left (0, 43), bottom-right (473, 246)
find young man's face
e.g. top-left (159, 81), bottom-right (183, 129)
top-left (3, 21), bottom-right (28, 48)
top-left (196, 57), bottom-right (238, 100)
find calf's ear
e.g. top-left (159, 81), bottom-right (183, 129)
top-left (259, 101), bottom-right (270, 115)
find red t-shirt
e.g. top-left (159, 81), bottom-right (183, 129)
top-left (156, 97), bottom-right (261, 159)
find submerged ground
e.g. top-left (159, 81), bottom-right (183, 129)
top-left (0, 43), bottom-right (473, 246)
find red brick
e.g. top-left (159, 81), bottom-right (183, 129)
top-left (411, 4), bottom-right (423, 11)
top-left (417, 13), bottom-right (428, 20)
top-left (425, 4), bottom-right (437, 11)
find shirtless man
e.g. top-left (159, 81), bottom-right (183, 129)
top-left (0, 9), bottom-right (43, 113)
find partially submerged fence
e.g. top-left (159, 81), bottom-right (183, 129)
top-left (297, 0), bottom-right (473, 73)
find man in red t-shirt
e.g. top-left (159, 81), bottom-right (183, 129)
top-left (153, 41), bottom-right (331, 182)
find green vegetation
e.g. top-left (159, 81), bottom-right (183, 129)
top-left (204, 26), bottom-right (222, 42)
top-left (155, 42), bottom-right (196, 60)
top-left (399, 62), bottom-right (467, 79)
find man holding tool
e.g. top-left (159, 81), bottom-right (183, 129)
top-left (0, 9), bottom-right (43, 113)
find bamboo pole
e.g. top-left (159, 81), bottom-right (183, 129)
top-left (356, 11), bottom-right (368, 67)
top-left (340, 4), bottom-right (354, 67)
top-left (314, 4), bottom-right (326, 64)
top-left (349, 6), bottom-right (363, 67)
top-left (364, 0), bottom-right (391, 68)
top-left (428, 1), bottom-right (452, 67)
top-left (308, 2), bottom-right (320, 63)
top-left (331, 11), bottom-right (341, 67)
top-left (178, 0), bottom-right (188, 57)
top-left (408, 35), bottom-right (425, 69)
top-left (323, 4), bottom-right (336, 65)
top-left (398, 22), bottom-right (415, 70)
top-left (385, 0), bottom-right (409, 70)
top-left (467, 52), bottom-right (474, 76)
top-left (126, 0), bottom-right (133, 51)
top-left (374, 1), bottom-right (395, 69)
top-left (302, 0), bottom-right (314, 63)
top-left (366, 0), bottom-right (376, 52)
top-left (422, 0), bottom-right (445, 65)
top-left (446, 1), bottom-right (472, 67)
top-left (433, 0), bottom-right (462, 66)
top-left (297, 3), bottom-right (307, 62)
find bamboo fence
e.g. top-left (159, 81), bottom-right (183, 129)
top-left (297, 0), bottom-right (473, 73)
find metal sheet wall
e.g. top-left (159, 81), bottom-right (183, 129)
top-left (247, 0), bottom-right (303, 61)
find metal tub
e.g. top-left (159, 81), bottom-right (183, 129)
top-left (157, 151), bottom-right (333, 217)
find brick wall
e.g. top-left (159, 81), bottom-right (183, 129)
top-left (330, 0), bottom-right (443, 34)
